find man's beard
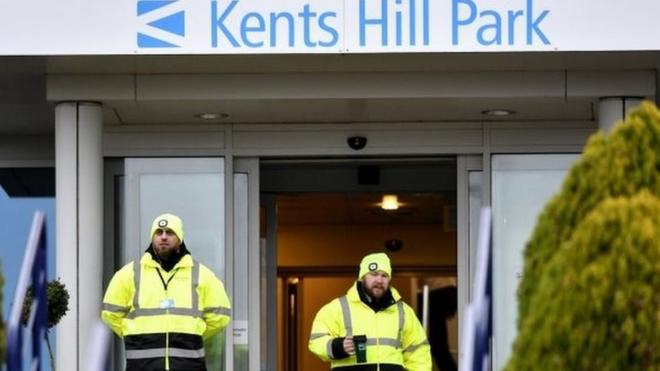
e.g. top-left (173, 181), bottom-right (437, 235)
top-left (154, 244), bottom-right (176, 260)
top-left (157, 250), bottom-right (173, 259)
top-left (364, 283), bottom-right (388, 300)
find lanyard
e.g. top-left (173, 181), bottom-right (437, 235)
top-left (156, 268), bottom-right (179, 291)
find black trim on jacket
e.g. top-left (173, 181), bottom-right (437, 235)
top-left (169, 356), bottom-right (207, 371)
top-left (126, 357), bottom-right (166, 371)
top-left (124, 332), bottom-right (205, 371)
top-left (124, 333), bottom-right (166, 350)
top-left (332, 337), bottom-right (350, 359)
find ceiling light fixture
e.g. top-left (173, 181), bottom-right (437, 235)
top-left (482, 109), bottom-right (515, 117)
top-left (381, 194), bottom-right (400, 210)
top-left (195, 112), bottom-right (229, 120)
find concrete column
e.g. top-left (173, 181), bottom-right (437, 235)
top-left (55, 102), bottom-right (104, 371)
top-left (598, 97), bottom-right (643, 133)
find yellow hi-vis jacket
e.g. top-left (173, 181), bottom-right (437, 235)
top-left (309, 282), bottom-right (431, 371)
top-left (101, 252), bottom-right (231, 371)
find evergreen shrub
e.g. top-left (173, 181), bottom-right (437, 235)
top-left (506, 101), bottom-right (660, 370)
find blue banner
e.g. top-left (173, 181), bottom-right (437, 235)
top-left (7, 212), bottom-right (48, 371)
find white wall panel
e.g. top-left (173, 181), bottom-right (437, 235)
top-left (98, 120), bottom-right (596, 157)
top-left (103, 128), bottom-right (225, 156)
top-left (233, 123), bottom-right (483, 156)
top-left (490, 126), bottom-right (594, 149)
top-left (567, 71), bottom-right (655, 97)
top-left (4, 0), bottom-right (660, 55)
top-left (47, 75), bottom-right (135, 101)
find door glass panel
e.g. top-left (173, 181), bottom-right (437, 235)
top-left (123, 157), bottom-right (226, 370)
top-left (491, 154), bottom-right (578, 370)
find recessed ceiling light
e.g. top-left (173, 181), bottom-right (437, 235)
top-left (381, 194), bottom-right (400, 210)
top-left (482, 109), bottom-right (515, 117)
top-left (195, 112), bottom-right (229, 120)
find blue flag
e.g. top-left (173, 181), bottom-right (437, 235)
top-left (460, 208), bottom-right (492, 371)
top-left (7, 211), bottom-right (48, 371)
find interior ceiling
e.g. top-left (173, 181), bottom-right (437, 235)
top-left (277, 193), bottom-right (453, 226)
top-left (1, 51), bottom-right (659, 135)
top-left (264, 159), bottom-right (456, 225)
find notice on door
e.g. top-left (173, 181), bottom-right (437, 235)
top-left (233, 320), bottom-right (248, 345)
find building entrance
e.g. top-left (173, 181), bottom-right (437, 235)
top-left (260, 158), bottom-right (460, 371)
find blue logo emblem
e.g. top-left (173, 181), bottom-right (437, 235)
top-left (137, 0), bottom-right (185, 48)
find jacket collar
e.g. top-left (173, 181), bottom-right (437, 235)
top-left (346, 281), bottom-right (401, 303)
top-left (141, 251), bottom-right (193, 269)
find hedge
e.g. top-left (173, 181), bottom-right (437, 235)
top-left (506, 192), bottom-right (660, 370)
top-left (506, 101), bottom-right (660, 370)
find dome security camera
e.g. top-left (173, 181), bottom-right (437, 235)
top-left (347, 136), bottom-right (367, 150)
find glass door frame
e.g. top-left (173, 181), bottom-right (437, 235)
top-left (456, 154), bottom-right (483, 365)
top-left (232, 158), bottom-right (262, 371)
top-left (103, 156), bottom-right (262, 370)
top-left (260, 156), bottom-right (464, 371)
top-left (106, 155), bottom-right (484, 371)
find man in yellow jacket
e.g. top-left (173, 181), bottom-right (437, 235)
top-left (309, 252), bottom-right (431, 371)
top-left (102, 213), bottom-right (231, 371)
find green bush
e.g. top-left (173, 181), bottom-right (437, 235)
top-left (21, 279), bottom-right (70, 329)
top-left (506, 101), bottom-right (660, 370)
top-left (506, 192), bottom-right (660, 370)
top-left (21, 279), bottom-right (70, 371)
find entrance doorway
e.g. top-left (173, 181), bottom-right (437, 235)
top-left (260, 159), bottom-right (459, 371)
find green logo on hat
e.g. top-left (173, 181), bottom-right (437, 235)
top-left (368, 262), bottom-right (378, 271)
top-left (158, 219), bottom-right (168, 227)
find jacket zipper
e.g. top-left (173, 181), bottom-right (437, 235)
top-left (156, 267), bottom-right (179, 371)
top-left (375, 310), bottom-right (380, 371)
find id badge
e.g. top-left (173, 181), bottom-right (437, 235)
top-left (160, 298), bottom-right (175, 309)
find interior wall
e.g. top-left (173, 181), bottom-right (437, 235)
top-left (299, 276), bottom-right (355, 370)
top-left (278, 225), bottom-right (456, 268)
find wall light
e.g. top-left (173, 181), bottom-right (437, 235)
top-left (195, 112), bottom-right (229, 120)
top-left (381, 194), bottom-right (400, 210)
top-left (481, 109), bottom-right (515, 117)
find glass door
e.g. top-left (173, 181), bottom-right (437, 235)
top-left (122, 157), bottom-right (227, 370)
top-left (491, 154), bottom-right (578, 370)
top-left (232, 158), bottom-right (261, 371)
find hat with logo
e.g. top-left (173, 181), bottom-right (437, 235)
top-left (358, 252), bottom-right (392, 280)
top-left (150, 213), bottom-right (184, 242)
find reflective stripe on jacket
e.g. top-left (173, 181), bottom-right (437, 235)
top-left (101, 253), bottom-right (231, 371)
top-left (308, 282), bottom-right (431, 371)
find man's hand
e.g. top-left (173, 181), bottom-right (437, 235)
top-left (343, 336), bottom-right (355, 355)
